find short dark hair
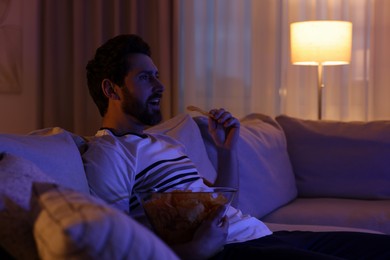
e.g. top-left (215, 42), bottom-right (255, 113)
top-left (86, 34), bottom-right (151, 117)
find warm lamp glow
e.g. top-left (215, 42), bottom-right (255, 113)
top-left (291, 21), bottom-right (352, 66)
top-left (290, 20), bottom-right (353, 120)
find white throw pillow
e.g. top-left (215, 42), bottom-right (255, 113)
top-left (32, 182), bottom-right (179, 260)
top-left (194, 113), bottom-right (297, 218)
top-left (0, 127), bottom-right (89, 194)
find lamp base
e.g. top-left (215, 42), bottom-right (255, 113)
top-left (317, 64), bottom-right (324, 120)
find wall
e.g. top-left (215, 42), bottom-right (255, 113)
top-left (0, 0), bottom-right (40, 134)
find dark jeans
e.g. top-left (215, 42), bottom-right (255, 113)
top-left (211, 231), bottom-right (390, 260)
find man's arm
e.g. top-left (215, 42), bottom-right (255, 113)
top-left (171, 206), bottom-right (228, 259)
top-left (207, 108), bottom-right (240, 206)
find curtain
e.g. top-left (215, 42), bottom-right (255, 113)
top-left (40, 0), bottom-right (177, 136)
top-left (30, 0), bottom-right (390, 136)
top-left (178, 0), bottom-right (390, 121)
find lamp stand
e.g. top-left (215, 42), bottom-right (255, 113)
top-left (317, 63), bottom-right (324, 120)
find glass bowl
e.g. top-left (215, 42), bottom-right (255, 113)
top-left (135, 187), bottom-right (236, 245)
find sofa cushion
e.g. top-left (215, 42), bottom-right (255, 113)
top-left (276, 115), bottom-right (390, 199)
top-left (0, 153), bottom-right (56, 259)
top-left (262, 198), bottom-right (390, 235)
top-left (31, 182), bottom-right (179, 260)
top-left (194, 113), bottom-right (297, 218)
top-left (146, 113), bottom-right (217, 182)
top-left (265, 222), bottom-right (384, 234)
top-left (0, 127), bottom-right (89, 194)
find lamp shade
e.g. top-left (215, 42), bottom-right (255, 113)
top-left (290, 21), bottom-right (352, 65)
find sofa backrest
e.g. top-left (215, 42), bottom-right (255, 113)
top-left (276, 115), bottom-right (390, 199)
top-left (194, 113), bottom-right (298, 219)
top-left (0, 128), bottom-right (90, 258)
top-left (0, 127), bottom-right (90, 194)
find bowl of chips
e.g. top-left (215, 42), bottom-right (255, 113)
top-left (136, 187), bottom-right (236, 245)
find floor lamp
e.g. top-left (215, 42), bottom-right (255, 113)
top-left (290, 21), bottom-right (353, 120)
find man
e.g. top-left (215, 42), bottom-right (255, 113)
top-left (83, 34), bottom-right (271, 259)
top-left (83, 34), bottom-right (390, 259)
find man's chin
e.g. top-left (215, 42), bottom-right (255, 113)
top-left (143, 112), bottom-right (162, 126)
top-left (149, 116), bottom-right (162, 126)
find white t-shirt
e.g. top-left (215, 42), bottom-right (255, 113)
top-left (83, 129), bottom-right (272, 244)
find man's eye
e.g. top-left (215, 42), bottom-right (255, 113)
top-left (139, 74), bottom-right (149, 80)
top-left (139, 73), bottom-right (158, 81)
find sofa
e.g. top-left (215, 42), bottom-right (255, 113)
top-left (1, 113), bottom-right (389, 259)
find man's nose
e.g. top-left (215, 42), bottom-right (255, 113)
top-left (153, 78), bottom-right (165, 92)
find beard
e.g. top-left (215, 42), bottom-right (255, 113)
top-left (121, 88), bottom-right (162, 126)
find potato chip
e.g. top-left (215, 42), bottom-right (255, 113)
top-left (138, 188), bottom-right (236, 245)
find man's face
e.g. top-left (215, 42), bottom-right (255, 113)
top-left (120, 54), bottom-right (165, 126)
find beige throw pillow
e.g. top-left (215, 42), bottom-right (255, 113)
top-left (32, 183), bottom-right (179, 260)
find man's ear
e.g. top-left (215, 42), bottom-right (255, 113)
top-left (102, 79), bottom-right (120, 100)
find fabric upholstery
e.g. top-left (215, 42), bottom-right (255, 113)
top-left (31, 182), bottom-right (179, 260)
top-left (0, 153), bottom-right (56, 259)
top-left (276, 115), bottom-right (390, 199)
top-left (194, 113), bottom-right (297, 218)
top-left (262, 198), bottom-right (390, 234)
top-left (0, 127), bottom-right (89, 194)
top-left (265, 222), bottom-right (384, 234)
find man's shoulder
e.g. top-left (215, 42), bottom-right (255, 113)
top-left (84, 130), bottom-right (131, 157)
top-left (86, 129), bottom-right (186, 158)
top-left (86, 131), bottom-right (119, 149)
top-left (90, 129), bottom-right (145, 145)
top-left (82, 131), bottom-right (137, 168)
